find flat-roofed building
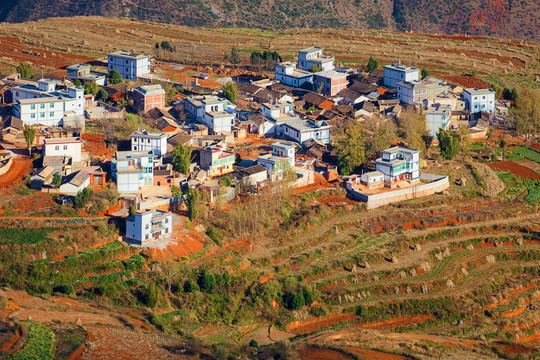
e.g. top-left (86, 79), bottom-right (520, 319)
top-left (131, 130), bottom-right (168, 156)
top-left (275, 61), bottom-right (313, 88)
top-left (126, 209), bottom-right (173, 245)
top-left (107, 51), bottom-right (151, 80)
top-left (298, 47), bottom-right (335, 72)
top-left (383, 62), bottom-right (420, 89)
top-left (462, 88), bottom-right (495, 114)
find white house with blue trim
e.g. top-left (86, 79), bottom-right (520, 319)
top-left (375, 146), bottom-right (420, 186)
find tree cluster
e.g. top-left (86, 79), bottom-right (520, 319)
top-left (250, 50), bottom-right (281, 70)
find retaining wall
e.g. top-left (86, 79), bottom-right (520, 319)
top-left (350, 174), bottom-right (449, 209)
top-left (0, 157), bottom-right (13, 176)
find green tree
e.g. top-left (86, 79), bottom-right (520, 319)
top-left (84, 81), bottom-right (99, 95)
top-left (308, 65), bottom-right (323, 73)
top-left (184, 279), bottom-right (199, 292)
top-left (74, 188), bottom-right (93, 208)
top-left (398, 109), bottom-right (429, 152)
top-left (52, 173), bottom-right (62, 187)
top-left (220, 176), bottom-right (232, 187)
top-left (367, 57), bottom-right (378, 73)
top-left (197, 270), bottom-right (216, 292)
top-left (222, 82), bottom-right (238, 103)
top-left (16, 62), bottom-right (33, 79)
top-left (143, 283), bottom-right (158, 307)
top-left (172, 143), bottom-right (193, 174)
top-left (227, 46), bottom-right (241, 65)
top-left (334, 121), bottom-right (367, 175)
top-left (503, 88), bottom-right (518, 101)
top-left (108, 69), bottom-right (123, 84)
top-left (186, 188), bottom-right (201, 221)
top-left (96, 88), bottom-right (108, 102)
top-left (302, 286), bottom-right (314, 305)
top-left (73, 78), bottom-right (82, 87)
top-left (160, 41), bottom-right (173, 52)
top-left (437, 128), bottom-right (460, 160)
top-left (511, 90), bottom-right (540, 139)
top-left (499, 138), bottom-right (507, 160)
top-left (284, 291), bottom-right (305, 310)
top-left (421, 68), bottom-right (430, 79)
top-left (128, 205), bottom-right (136, 216)
top-left (23, 125), bottom-right (36, 156)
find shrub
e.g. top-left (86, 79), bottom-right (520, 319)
top-left (184, 279), bottom-right (199, 292)
top-left (284, 291), bottom-right (305, 310)
top-left (248, 339), bottom-right (259, 349)
top-left (206, 226), bottom-right (223, 246)
top-left (302, 286), bottom-right (314, 305)
top-left (198, 270), bottom-right (216, 292)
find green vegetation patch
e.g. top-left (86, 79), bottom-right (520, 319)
top-left (10, 322), bottom-right (55, 360)
top-left (524, 180), bottom-right (540, 203)
top-left (509, 147), bottom-right (540, 164)
top-left (0, 227), bottom-right (58, 245)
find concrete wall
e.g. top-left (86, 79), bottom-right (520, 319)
top-left (351, 174), bottom-right (449, 209)
top-left (0, 157), bottom-right (13, 176)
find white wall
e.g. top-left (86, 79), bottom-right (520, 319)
top-left (43, 140), bottom-right (82, 162)
top-left (131, 136), bottom-right (168, 156)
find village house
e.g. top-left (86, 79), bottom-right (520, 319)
top-left (283, 119), bottom-right (331, 145)
top-left (111, 150), bottom-right (156, 193)
top-left (426, 104), bottom-right (452, 137)
top-left (262, 101), bottom-right (299, 136)
top-left (66, 64), bottom-right (106, 86)
top-left (107, 51), bottom-right (151, 80)
top-left (131, 129), bottom-right (168, 156)
top-left (274, 61), bottom-right (313, 88)
top-left (397, 80), bottom-right (427, 105)
top-left (257, 142), bottom-right (296, 181)
top-left (338, 89), bottom-right (369, 105)
top-left (43, 137), bottom-right (83, 164)
top-left (184, 95), bottom-right (229, 122)
top-left (462, 88), bottom-right (495, 115)
top-left (233, 164), bottom-right (268, 187)
top-left (375, 146), bottom-right (420, 187)
top-left (312, 70), bottom-right (348, 96)
top-left (133, 84), bottom-right (165, 114)
top-left (12, 79), bottom-right (85, 127)
top-left (125, 209), bottom-right (173, 245)
top-left (297, 47), bottom-right (335, 72)
top-left (202, 108), bottom-right (235, 134)
top-left (383, 62), bottom-right (420, 89)
top-left (199, 144), bottom-right (235, 177)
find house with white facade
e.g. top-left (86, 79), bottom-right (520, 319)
top-left (462, 88), bottom-right (495, 114)
top-left (184, 96), bottom-right (229, 122)
top-left (297, 47), bottom-right (335, 72)
top-left (202, 110), bottom-right (235, 134)
top-left (312, 70), bottom-right (348, 96)
top-left (383, 62), bottom-right (420, 89)
top-left (108, 51), bottom-right (151, 80)
top-left (125, 209), bottom-right (173, 245)
top-left (131, 130), bottom-right (168, 156)
top-left (12, 79), bottom-right (85, 127)
top-left (66, 64), bottom-right (107, 86)
top-left (360, 171), bottom-right (385, 189)
top-left (274, 62), bottom-right (313, 88)
top-left (375, 146), bottom-right (420, 187)
top-left (426, 104), bottom-right (452, 137)
top-left (111, 151), bottom-right (156, 193)
top-left (199, 144), bottom-right (236, 177)
top-left (397, 80), bottom-right (427, 105)
top-left (43, 137), bottom-right (82, 164)
top-left (283, 119), bottom-right (331, 145)
top-left (262, 101), bottom-right (299, 136)
top-left (257, 142), bottom-right (296, 181)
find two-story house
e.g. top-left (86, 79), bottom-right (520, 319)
top-left (426, 104), bottom-right (452, 137)
top-left (397, 80), bottom-right (427, 105)
top-left (297, 47), bottom-right (335, 72)
top-left (283, 119), bottom-right (331, 145)
top-left (375, 146), bottom-right (420, 187)
top-left (133, 84), bottom-right (165, 114)
top-left (43, 137), bottom-right (83, 164)
top-left (66, 64), bottom-right (107, 86)
top-left (257, 142), bottom-right (296, 181)
top-left (111, 151), bottom-right (156, 193)
top-left (383, 62), bottom-right (420, 89)
top-left (262, 101), bottom-right (299, 136)
top-left (184, 96), bottom-right (229, 121)
top-left (462, 88), bottom-right (495, 114)
top-left (274, 62), bottom-right (313, 88)
top-left (131, 130), bottom-right (168, 156)
top-left (126, 209), bottom-right (173, 245)
top-left (12, 79), bottom-right (85, 127)
top-left (107, 51), bottom-right (151, 80)
top-left (312, 70), bottom-right (348, 96)
top-left (199, 144), bottom-right (235, 177)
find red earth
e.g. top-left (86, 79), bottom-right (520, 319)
top-left (488, 161), bottom-right (540, 180)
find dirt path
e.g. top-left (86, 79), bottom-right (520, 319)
top-left (0, 157), bottom-right (32, 191)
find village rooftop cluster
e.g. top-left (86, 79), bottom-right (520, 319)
top-left (0, 46), bottom-right (514, 245)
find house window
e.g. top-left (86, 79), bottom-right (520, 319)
top-left (165, 228), bottom-right (168, 234)
top-left (55, 145), bottom-right (59, 150)
top-left (40, 104), bottom-right (45, 109)
top-left (147, 139), bottom-right (150, 144)
top-left (31, 114), bottom-right (35, 119)
top-left (134, 146), bottom-right (137, 150)
top-left (50, 112), bottom-right (54, 117)
top-left (110, 65), bottom-right (113, 70)
top-left (145, 234), bottom-right (149, 240)
top-left (15, 92), bottom-right (19, 97)
top-left (165, 218), bottom-right (168, 224)
top-left (63, 145), bottom-right (67, 150)
top-left (50, 103), bottom-right (54, 108)
top-left (126, 68), bottom-right (129, 72)
top-left (40, 113), bottom-right (45, 118)
top-left (30, 104), bottom-right (35, 110)
top-left (145, 224), bottom-right (149, 230)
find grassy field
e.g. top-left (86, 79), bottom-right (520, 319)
top-left (9, 322), bottom-right (55, 360)
top-left (0, 227), bottom-right (57, 245)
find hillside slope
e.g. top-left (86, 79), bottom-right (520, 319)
top-left (0, 0), bottom-right (538, 41)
